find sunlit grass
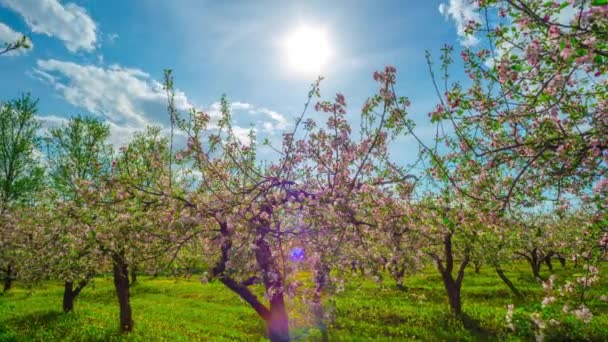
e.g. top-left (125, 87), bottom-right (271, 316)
top-left (1, 263), bottom-right (607, 341)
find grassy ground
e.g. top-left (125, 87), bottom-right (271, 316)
top-left (1, 263), bottom-right (607, 341)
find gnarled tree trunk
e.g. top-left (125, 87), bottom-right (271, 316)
top-left (517, 248), bottom-right (546, 281)
top-left (211, 218), bottom-right (290, 342)
top-left (433, 233), bottom-right (469, 316)
top-left (255, 233), bottom-right (289, 342)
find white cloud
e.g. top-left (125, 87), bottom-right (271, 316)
top-left (254, 108), bottom-right (289, 131)
top-left (1, 0), bottom-right (97, 52)
top-left (33, 59), bottom-right (193, 146)
top-left (231, 102), bottom-right (252, 111)
top-left (206, 100), bottom-right (290, 135)
top-left (32, 59), bottom-right (287, 148)
top-left (438, 0), bottom-right (481, 47)
top-left (0, 22), bottom-right (32, 55)
top-left (37, 114), bottom-right (68, 128)
top-left (231, 126), bottom-right (255, 146)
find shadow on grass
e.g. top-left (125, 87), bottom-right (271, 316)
top-left (462, 314), bottom-right (494, 341)
top-left (5, 310), bottom-right (63, 330)
top-left (3, 310), bottom-right (135, 342)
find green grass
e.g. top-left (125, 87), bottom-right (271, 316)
top-left (1, 263), bottom-right (607, 341)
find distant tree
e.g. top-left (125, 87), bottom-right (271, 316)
top-left (97, 126), bottom-right (182, 333)
top-left (42, 115), bottom-right (112, 312)
top-left (0, 95), bottom-right (43, 293)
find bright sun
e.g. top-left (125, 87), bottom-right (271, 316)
top-left (283, 25), bottom-right (332, 76)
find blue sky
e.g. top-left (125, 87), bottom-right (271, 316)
top-left (0, 0), bottom-right (477, 164)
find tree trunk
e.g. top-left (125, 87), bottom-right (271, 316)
top-left (557, 254), bottom-right (566, 268)
top-left (527, 248), bottom-right (544, 281)
top-left (474, 261), bottom-right (482, 274)
top-left (395, 275), bottom-right (406, 290)
top-left (267, 293), bottom-right (290, 342)
top-left (389, 262), bottom-right (406, 290)
top-left (62, 277), bottom-right (89, 313)
top-left (63, 281), bottom-right (76, 312)
top-left (2, 266), bottom-right (13, 293)
top-left (255, 233), bottom-right (290, 342)
top-left (531, 260), bottom-right (542, 280)
top-left (443, 278), bottom-right (462, 316)
top-left (211, 218), bottom-right (290, 341)
top-left (544, 257), bottom-right (553, 271)
top-left (495, 266), bottom-right (523, 298)
top-left (130, 268), bottom-right (137, 285)
top-left (434, 233), bottom-right (469, 317)
top-left (113, 258), bottom-right (133, 333)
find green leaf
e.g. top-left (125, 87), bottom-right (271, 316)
top-left (594, 55), bottom-right (604, 64)
top-left (592, 0), bottom-right (607, 5)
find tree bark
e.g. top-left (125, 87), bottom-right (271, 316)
top-left (2, 265), bottom-right (13, 293)
top-left (443, 278), bottom-right (462, 315)
top-left (130, 267), bottom-right (137, 285)
top-left (520, 248), bottom-right (545, 280)
top-left (434, 233), bottom-right (469, 317)
top-left (531, 261), bottom-right (542, 279)
top-left (255, 234), bottom-right (290, 342)
top-left (63, 281), bottom-right (76, 312)
top-left (473, 261), bottom-right (482, 274)
top-left (544, 257), bottom-right (553, 271)
top-left (211, 218), bottom-right (290, 342)
top-left (557, 254), bottom-right (566, 268)
top-left (495, 266), bottom-right (523, 298)
top-left (267, 291), bottom-right (290, 342)
top-left (113, 258), bottom-right (133, 333)
top-left (63, 277), bottom-right (90, 313)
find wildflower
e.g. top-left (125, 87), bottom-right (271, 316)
top-left (505, 304), bottom-right (515, 331)
top-left (572, 304), bottom-right (592, 323)
top-left (541, 296), bottom-right (555, 307)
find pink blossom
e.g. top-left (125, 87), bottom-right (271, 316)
top-left (335, 93), bottom-right (346, 107)
top-left (548, 25), bottom-right (560, 39)
top-left (560, 43), bottom-right (573, 60)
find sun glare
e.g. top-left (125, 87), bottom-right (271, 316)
top-left (283, 25), bottom-right (332, 76)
